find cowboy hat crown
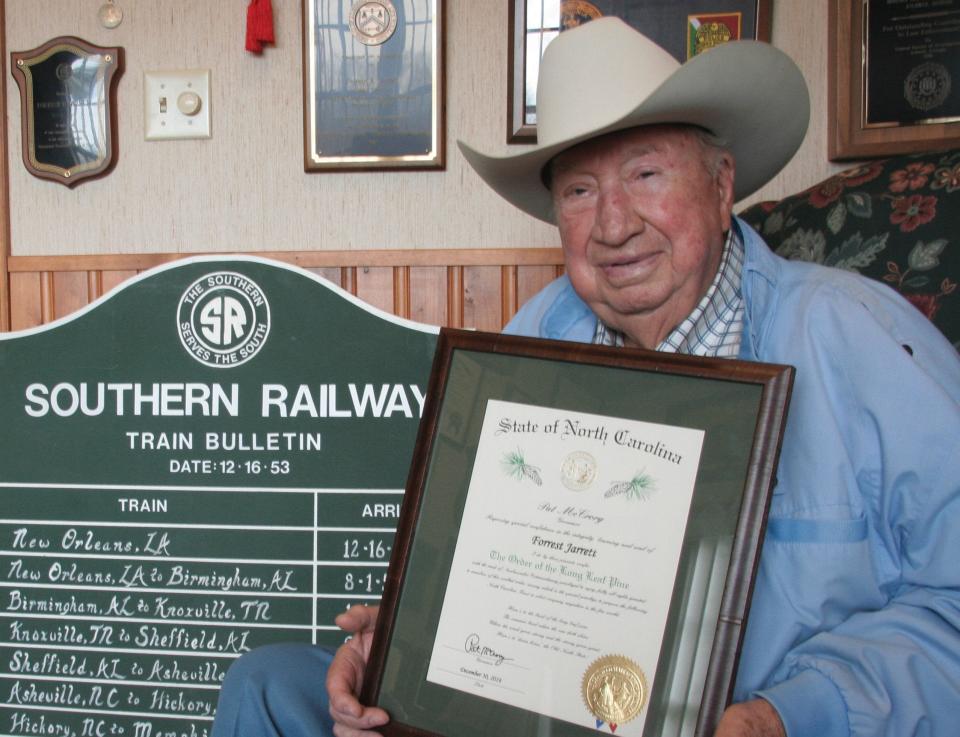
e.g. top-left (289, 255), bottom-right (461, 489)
top-left (459, 17), bottom-right (810, 223)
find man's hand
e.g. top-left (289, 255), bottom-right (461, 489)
top-left (326, 604), bottom-right (390, 737)
top-left (323, 607), bottom-right (786, 737)
top-left (714, 699), bottom-right (786, 737)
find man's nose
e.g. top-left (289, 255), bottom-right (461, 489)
top-left (591, 184), bottom-right (643, 246)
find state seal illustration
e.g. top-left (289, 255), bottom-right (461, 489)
top-left (349, 0), bottom-right (398, 46)
top-left (560, 450), bottom-right (597, 491)
top-left (177, 271), bottom-right (271, 368)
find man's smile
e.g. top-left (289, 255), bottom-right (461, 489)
top-left (597, 250), bottom-right (663, 284)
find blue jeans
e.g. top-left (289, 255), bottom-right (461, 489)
top-left (211, 644), bottom-right (336, 737)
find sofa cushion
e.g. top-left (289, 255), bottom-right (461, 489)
top-left (739, 149), bottom-right (959, 349)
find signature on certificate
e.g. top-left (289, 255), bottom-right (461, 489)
top-left (464, 633), bottom-right (512, 666)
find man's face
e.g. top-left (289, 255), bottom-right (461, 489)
top-left (550, 126), bottom-right (735, 348)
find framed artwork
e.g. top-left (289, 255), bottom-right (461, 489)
top-left (507, 0), bottom-right (772, 143)
top-left (361, 329), bottom-right (793, 737)
top-left (828, 0), bottom-right (960, 160)
top-left (301, 0), bottom-right (445, 171)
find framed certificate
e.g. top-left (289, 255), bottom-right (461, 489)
top-left (301, 0), bottom-right (445, 171)
top-left (361, 329), bottom-right (793, 737)
top-left (508, 1), bottom-right (772, 143)
top-left (828, 0), bottom-right (960, 160)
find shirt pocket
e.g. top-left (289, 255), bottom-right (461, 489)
top-left (759, 513), bottom-right (884, 635)
top-left (766, 515), bottom-right (868, 544)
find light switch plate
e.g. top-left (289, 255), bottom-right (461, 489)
top-left (144, 69), bottom-right (211, 141)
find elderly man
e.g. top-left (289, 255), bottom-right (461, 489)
top-left (212, 17), bottom-right (960, 737)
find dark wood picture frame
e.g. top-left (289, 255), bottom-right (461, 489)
top-left (828, 0), bottom-right (960, 160)
top-left (507, 1), bottom-right (772, 143)
top-left (361, 328), bottom-right (793, 737)
top-left (301, 0), bottom-right (445, 172)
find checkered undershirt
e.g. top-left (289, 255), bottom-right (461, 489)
top-left (593, 228), bottom-right (745, 358)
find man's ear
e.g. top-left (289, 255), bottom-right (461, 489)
top-left (716, 152), bottom-right (736, 230)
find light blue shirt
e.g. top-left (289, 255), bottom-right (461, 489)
top-left (505, 218), bottom-right (960, 737)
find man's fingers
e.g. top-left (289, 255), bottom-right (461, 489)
top-left (326, 644), bottom-right (366, 712)
top-left (331, 721), bottom-right (386, 737)
top-left (329, 697), bottom-right (390, 737)
top-left (335, 603), bottom-right (380, 635)
top-left (327, 604), bottom-right (388, 735)
top-left (329, 704), bottom-right (390, 732)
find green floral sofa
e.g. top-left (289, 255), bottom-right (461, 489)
top-left (739, 148), bottom-right (959, 350)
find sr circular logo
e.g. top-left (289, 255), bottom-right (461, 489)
top-left (177, 271), bottom-right (271, 368)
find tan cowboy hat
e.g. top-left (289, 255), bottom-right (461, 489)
top-left (459, 17), bottom-right (809, 223)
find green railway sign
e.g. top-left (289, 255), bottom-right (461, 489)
top-left (0, 257), bottom-right (439, 736)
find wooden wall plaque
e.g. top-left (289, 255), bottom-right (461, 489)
top-left (11, 36), bottom-right (123, 186)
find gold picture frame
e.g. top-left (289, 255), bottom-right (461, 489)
top-left (301, 0), bottom-right (445, 171)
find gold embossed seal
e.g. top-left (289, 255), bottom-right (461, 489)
top-left (582, 655), bottom-right (647, 725)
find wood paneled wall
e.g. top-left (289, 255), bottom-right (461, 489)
top-left (1, 249), bottom-right (565, 333)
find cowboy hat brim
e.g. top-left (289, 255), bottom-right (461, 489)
top-left (459, 26), bottom-right (809, 224)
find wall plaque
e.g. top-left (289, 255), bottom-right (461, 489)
top-left (0, 258), bottom-right (438, 735)
top-left (11, 36), bottom-right (123, 186)
top-left (301, 0), bottom-right (445, 171)
top-left (864, 0), bottom-right (960, 126)
top-left (829, 0), bottom-right (960, 159)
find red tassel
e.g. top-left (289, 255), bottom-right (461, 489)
top-left (246, 0), bottom-right (275, 54)
top-left (253, 0), bottom-right (275, 44)
top-left (245, 9), bottom-right (263, 53)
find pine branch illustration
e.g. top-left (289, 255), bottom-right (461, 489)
top-left (502, 448), bottom-right (542, 486)
top-left (605, 470), bottom-right (656, 500)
